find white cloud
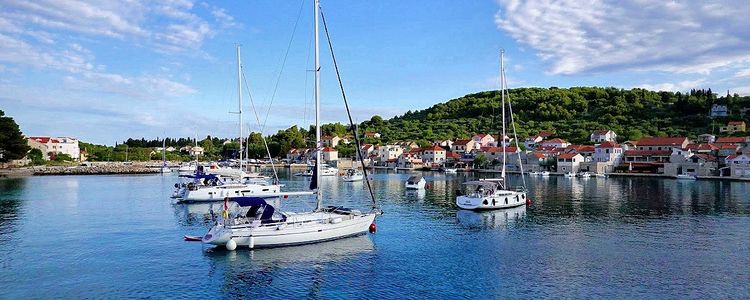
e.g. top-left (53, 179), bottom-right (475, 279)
top-left (636, 79), bottom-right (706, 93)
top-left (495, 0), bottom-right (750, 75)
top-left (735, 69), bottom-right (750, 78)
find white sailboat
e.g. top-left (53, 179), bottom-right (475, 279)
top-left (456, 50), bottom-right (528, 210)
top-left (342, 168), bottom-right (364, 182)
top-left (201, 0), bottom-right (380, 250)
top-left (179, 46), bottom-right (284, 202)
top-left (160, 139), bottom-right (171, 173)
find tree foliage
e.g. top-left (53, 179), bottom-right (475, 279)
top-left (0, 110), bottom-right (30, 162)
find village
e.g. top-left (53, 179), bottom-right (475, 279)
top-left (285, 120), bottom-right (750, 179)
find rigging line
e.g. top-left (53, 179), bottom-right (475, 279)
top-left (319, 7), bottom-right (377, 209)
top-left (303, 16), bottom-right (314, 145)
top-left (503, 67), bottom-right (526, 189)
top-left (241, 68), bottom-right (280, 184)
top-left (261, 0), bottom-right (307, 133)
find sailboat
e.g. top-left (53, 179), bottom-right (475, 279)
top-left (160, 139), bottom-right (171, 173)
top-left (456, 50), bottom-right (528, 210)
top-left (178, 46), bottom-right (290, 202)
top-left (200, 0), bottom-right (380, 250)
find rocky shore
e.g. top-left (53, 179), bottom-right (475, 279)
top-left (0, 163), bottom-right (160, 177)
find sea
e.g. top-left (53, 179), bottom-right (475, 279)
top-left (1, 170), bottom-right (748, 299)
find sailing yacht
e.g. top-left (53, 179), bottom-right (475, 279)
top-left (160, 139), bottom-right (171, 173)
top-left (201, 0), bottom-right (379, 250)
top-left (456, 50), bottom-right (528, 210)
top-left (179, 46), bottom-right (284, 202)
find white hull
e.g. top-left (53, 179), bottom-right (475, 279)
top-left (564, 172), bottom-right (576, 177)
top-left (675, 174), bottom-right (697, 180)
top-left (160, 167), bottom-right (171, 173)
top-left (444, 168), bottom-right (457, 174)
top-left (405, 179), bottom-right (426, 190)
top-left (540, 171), bottom-right (550, 177)
top-left (342, 174), bottom-right (364, 182)
top-left (181, 184), bottom-right (282, 202)
top-left (456, 190), bottom-right (527, 210)
top-left (203, 212), bottom-right (377, 249)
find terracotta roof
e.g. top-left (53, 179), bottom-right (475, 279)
top-left (624, 150), bottom-right (672, 156)
top-left (446, 152), bottom-right (460, 158)
top-left (454, 139), bottom-right (472, 146)
top-left (321, 136), bottom-right (336, 140)
top-left (685, 143), bottom-right (719, 151)
top-left (636, 137), bottom-right (688, 146)
top-left (541, 138), bottom-right (568, 144)
top-left (692, 154), bottom-right (717, 161)
top-left (365, 132), bottom-right (379, 136)
top-left (596, 141), bottom-right (619, 148)
top-left (409, 147), bottom-right (423, 154)
top-left (424, 145), bottom-right (445, 151)
top-left (715, 137), bottom-right (746, 144)
top-left (720, 144), bottom-right (739, 149)
top-left (557, 153), bottom-right (580, 159)
top-left (531, 152), bottom-right (546, 158)
top-left (538, 131), bottom-right (554, 137)
top-left (728, 121), bottom-right (746, 126)
top-left (592, 129), bottom-right (611, 136)
top-left (322, 147), bottom-right (337, 152)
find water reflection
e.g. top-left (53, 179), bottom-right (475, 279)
top-left (0, 178), bottom-right (27, 236)
top-left (204, 235), bottom-right (375, 298)
top-left (456, 205), bottom-right (526, 229)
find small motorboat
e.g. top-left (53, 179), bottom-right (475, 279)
top-left (594, 173), bottom-right (607, 178)
top-left (405, 174), bottom-right (426, 190)
top-left (675, 174), bottom-right (697, 180)
top-left (444, 168), bottom-right (458, 174)
top-left (528, 171), bottom-right (539, 175)
top-left (564, 172), bottom-right (576, 178)
top-left (342, 169), bottom-right (364, 182)
top-left (539, 171), bottom-right (550, 177)
top-left (578, 172), bottom-right (591, 178)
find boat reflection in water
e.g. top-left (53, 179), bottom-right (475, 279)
top-left (405, 188), bottom-right (426, 201)
top-left (456, 205), bottom-right (526, 229)
top-left (204, 234), bottom-right (374, 264)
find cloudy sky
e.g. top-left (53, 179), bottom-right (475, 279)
top-left (1, 0), bottom-right (748, 144)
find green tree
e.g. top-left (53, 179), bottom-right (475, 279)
top-left (54, 153), bottom-right (73, 162)
top-left (28, 148), bottom-right (45, 165)
top-left (0, 110), bottom-right (30, 162)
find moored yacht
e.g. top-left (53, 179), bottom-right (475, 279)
top-left (342, 168), bottom-right (364, 182)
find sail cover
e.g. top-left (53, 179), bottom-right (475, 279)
top-left (309, 160), bottom-right (318, 190)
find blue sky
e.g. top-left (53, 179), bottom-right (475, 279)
top-left (1, 0), bottom-right (749, 145)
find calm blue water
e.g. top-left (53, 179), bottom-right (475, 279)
top-left (1, 170), bottom-right (749, 299)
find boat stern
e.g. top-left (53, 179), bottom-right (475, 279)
top-left (201, 226), bottom-right (232, 245)
top-left (456, 195), bottom-right (482, 210)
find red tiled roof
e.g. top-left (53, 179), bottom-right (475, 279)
top-left (424, 145), bottom-right (445, 151)
top-left (531, 152), bottom-right (546, 158)
top-left (685, 143), bottom-right (719, 151)
top-left (541, 138), bottom-right (568, 144)
top-left (321, 136), bottom-right (336, 140)
top-left (692, 154), bottom-right (717, 161)
top-left (727, 121), bottom-right (746, 126)
top-left (719, 144), bottom-right (738, 149)
top-left (322, 147), bottom-right (337, 152)
top-left (538, 131), bottom-right (554, 137)
top-left (446, 152), bottom-right (460, 158)
top-left (636, 137), bottom-right (688, 146)
top-left (557, 153), bottom-right (580, 159)
top-left (454, 139), bottom-right (472, 146)
top-left (624, 150), bottom-right (672, 156)
top-left (592, 129), bottom-right (611, 135)
top-left (597, 141), bottom-right (619, 148)
top-left (715, 137), bottom-right (746, 144)
top-left (409, 147), bottom-right (423, 154)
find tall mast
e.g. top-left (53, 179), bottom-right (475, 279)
top-left (500, 50), bottom-right (507, 179)
top-left (314, 0), bottom-right (322, 210)
top-left (237, 45), bottom-right (244, 172)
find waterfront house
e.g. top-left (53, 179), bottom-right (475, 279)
top-left (710, 104), bottom-right (729, 118)
top-left (565, 145), bottom-right (595, 162)
top-left (540, 138), bottom-right (570, 149)
top-left (718, 144), bottom-right (740, 157)
top-left (697, 134), bottom-right (716, 144)
top-left (421, 145), bottom-right (446, 164)
top-left (623, 150), bottom-right (671, 163)
top-left (725, 154), bottom-right (750, 177)
top-left (719, 121), bottom-right (746, 134)
top-left (452, 139), bottom-right (478, 154)
top-left (526, 152), bottom-right (549, 172)
top-left (524, 135), bottom-right (543, 149)
top-left (471, 134), bottom-right (495, 147)
top-left (322, 147), bottom-right (338, 162)
top-left (590, 130), bottom-right (617, 143)
top-left (321, 136), bottom-right (341, 148)
top-left (397, 152), bottom-right (423, 169)
top-left (685, 143), bottom-right (719, 154)
top-left (593, 141), bottom-right (623, 163)
top-left (377, 145), bottom-right (404, 163)
top-left (635, 137), bottom-right (690, 151)
top-left (479, 146), bottom-right (519, 161)
top-left (664, 152), bottom-right (718, 176)
top-left (557, 153), bottom-right (583, 173)
top-left (360, 144), bottom-right (375, 157)
top-left (27, 136), bottom-right (81, 161)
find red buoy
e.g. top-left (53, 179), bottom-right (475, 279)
top-left (369, 223), bottom-right (377, 234)
top-left (283, 194), bottom-right (289, 199)
top-left (526, 198), bottom-right (533, 206)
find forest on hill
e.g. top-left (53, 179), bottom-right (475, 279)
top-left (358, 87), bottom-right (750, 145)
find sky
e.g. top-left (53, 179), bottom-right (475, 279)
top-left (1, 0), bottom-right (749, 145)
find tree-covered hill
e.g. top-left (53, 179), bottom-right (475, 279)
top-left (359, 87), bottom-right (750, 144)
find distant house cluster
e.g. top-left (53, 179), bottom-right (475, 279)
top-left (27, 136), bottom-right (82, 161)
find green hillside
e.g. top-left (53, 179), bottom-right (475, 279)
top-left (358, 87), bottom-right (750, 144)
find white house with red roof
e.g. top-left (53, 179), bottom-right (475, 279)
top-left (322, 147), bottom-right (338, 162)
top-left (557, 153), bottom-right (583, 173)
top-left (540, 138), bottom-right (570, 148)
top-left (321, 136), bottom-right (341, 148)
top-left (452, 139), bottom-right (478, 154)
top-left (364, 132), bottom-right (381, 138)
top-left (421, 145), bottom-right (446, 164)
top-left (725, 154), bottom-right (750, 177)
top-left (478, 146), bottom-right (519, 161)
top-left (27, 136), bottom-right (81, 161)
top-left (593, 141), bottom-right (623, 164)
top-left (471, 134), bottom-right (495, 147)
top-left (590, 130), bottom-right (617, 143)
top-left (376, 144), bottom-right (404, 163)
top-left (635, 137), bottom-right (690, 151)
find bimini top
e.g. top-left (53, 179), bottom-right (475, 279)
top-left (179, 173), bottom-right (219, 180)
top-left (406, 175), bottom-right (423, 184)
top-left (231, 197), bottom-right (267, 207)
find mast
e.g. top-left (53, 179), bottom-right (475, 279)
top-left (236, 45), bottom-right (244, 172)
top-left (314, 0), bottom-right (322, 210)
top-left (500, 50), bottom-right (507, 179)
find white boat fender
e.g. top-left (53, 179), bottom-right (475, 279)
top-left (225, 239), bottom-right (237, 251)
